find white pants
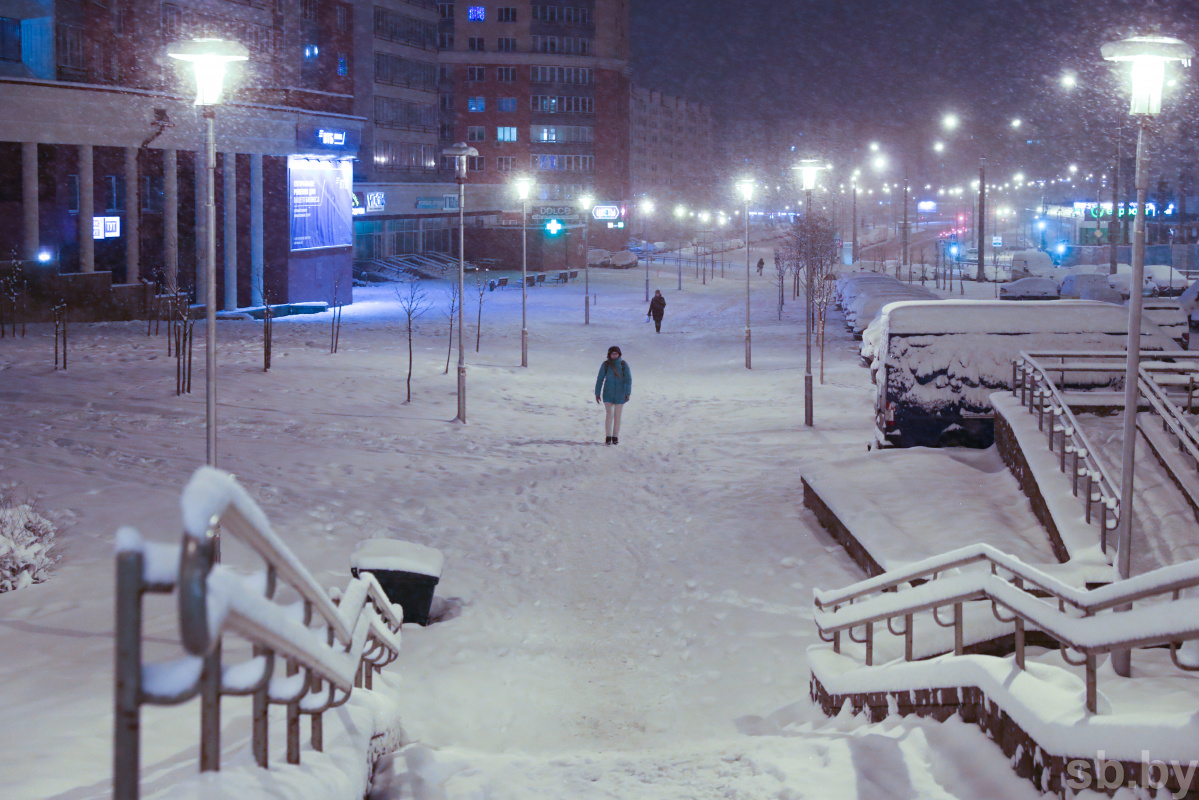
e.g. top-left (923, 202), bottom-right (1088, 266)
top-left (604, 402), bottom-right (624, 437)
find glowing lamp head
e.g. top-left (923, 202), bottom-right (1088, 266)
top-left (442, 142), bottom-right (479, 180)
top-left (735, 178), bottom-right (754, 202)
top-left (513, 175), bottom-right (534, 200)
top-left (794, 159), bottom-right (823, 192)
top-left (167, 39), bottom-right (249, 106)
top-left (579, 194), bottom-right (594, 211)
top-left (674, 204), bottom-right (686, 218)
top-left (1102, 36), bottom-right (1194, 116)
top-left (638, 198), bottom-right (653, 214)
top-left (942, 113), bottom-right (959, 130)
top-left (37, 250), bottom-right (52, 263)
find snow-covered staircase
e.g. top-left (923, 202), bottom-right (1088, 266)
top-left (810, 544), bottom-right (1199, 798)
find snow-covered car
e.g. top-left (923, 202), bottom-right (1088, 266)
top-left (1142, 298), bottom-right (1190, 348)
top-left (608, 250), bottom-right (639, 269)
top-left (1007, 250), bottom-right (1056, 278)
top-left (587, 248), bottom-right (611, 266)
top-left (998, 277), bottom-right (1059, 301)
top-left (1144, 264), bottom-right (1189, 296)
top-left (1058, 273), bottom-right (1110, 299)
top-left (1077, 285), bottom-right (1124, 304)
top-left (1108, 268), bottom-right (1157, 299)
top-left (873, 300), bottom-right (1181, 449)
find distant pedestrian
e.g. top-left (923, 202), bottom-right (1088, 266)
top-left (647, 290), bottom-right (666, 332)
top-left (595, 345), bottom-right (632, 445)
top-left (756, 258), bottom-right (765, 275)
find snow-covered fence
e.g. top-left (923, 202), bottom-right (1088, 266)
top-left (113, 466), bottom-right (404, 800)
top-left (1013, 350), bottom-right (1199, 548)
top-left (813, 542), bottom-right (1199, 715)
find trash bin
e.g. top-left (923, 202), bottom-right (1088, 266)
top-left (351, 540), bottom-right (445, 626)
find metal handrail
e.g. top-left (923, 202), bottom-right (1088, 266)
top-left (814, 548), bottom-right (1199, 714)
top-left (1140, 368), bottom-right (1199, 477)
top-left (114, 467), bottom-right (405, 800)
top-left (1014, 352), bottom-right (1128, 549)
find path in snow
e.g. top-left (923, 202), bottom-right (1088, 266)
top-left (0, 251), bottom-right (1043, 799)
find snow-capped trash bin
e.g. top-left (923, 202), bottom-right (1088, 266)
top-left (351, 540), bottom-right (445, 626)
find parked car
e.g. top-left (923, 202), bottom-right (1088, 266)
top-left (871, 300), bottom-right (1180, 449)
top-left (1144, 264), bottom-right (1190, 296)
top-left (999, 277), bottom-right (1060, 300)
top-left (1058, 272), bottom-right (1110, 299)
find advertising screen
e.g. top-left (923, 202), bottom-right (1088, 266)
top-left (289, 157), bottom-right (353, 251)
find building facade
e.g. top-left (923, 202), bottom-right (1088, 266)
top-left (629, 85), bottom-right (714, 209)
top-left (434, 0), bottom-right (630, 208)
top-left (0, 0), bottom-right (362, 309)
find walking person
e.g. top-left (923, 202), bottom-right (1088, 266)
top-left (647, 290), bottom-right (666, 333)
top-left (595, 345), bottom-right (632, 445)
top-left (756, 258), bottom-right (765, 275)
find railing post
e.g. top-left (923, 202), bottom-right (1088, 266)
top-left (1085, 474), bottom-right (1094, 524)
top-left (1071, 451), bottom-right (1079, 496)
top-left (200, 643), bottom-right (222, 772)
top-left (865, 622), bottom-right (874, 667)
top-left (1086, 654), bottom-right (1097, 714)
top-left (114, 550), bottom-right (144, 800)
top-left (904, 613), bottom-right (913, 662)
top-left (286, 661), bottom-right (301, 765)
top-left (252, 648), bottom-right (269, 769)
top-left (953, 602), bottom-right (963, 656)
top-left (833, 630), bottom-right (840, 654)
top-left (1013, 578), bottom-right (1025, 671)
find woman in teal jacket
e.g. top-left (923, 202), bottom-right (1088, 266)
top-left (595, 345), bottom-right (632, 445)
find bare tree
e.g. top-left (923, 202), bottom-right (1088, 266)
top-left (255, 271), bottom-right (273, 372)
top-left (784, 213), bottom-right (838, 383)
top-left (473, 269), bottom-right (489, 353)
top-left (773, 250), bottom-right (789, 320)
top-left (330, 275), bottom-right (344, 354)
top-left (396, 279), bottom-right (430, 403)
top-left (443, 280), bottom-right (460, 374)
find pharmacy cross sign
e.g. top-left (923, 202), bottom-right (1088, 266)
top-left (545, 219), bottom-right (564, 235)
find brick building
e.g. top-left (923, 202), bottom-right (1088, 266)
top-left (629, 85), bottom-right (715, 209)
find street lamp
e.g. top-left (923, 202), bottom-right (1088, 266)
top-left (795, 159), bottom-right (823, 427)
top-left (736, 178), bottom-right (754, 369)
top-left (580, 194), bottom-right (593, 324)
top-left (674, 204), bottom-right (686, 290)
top-left (639, 198), bottom-right (653, 301)
top-left (513, 175), bottom-right (534, 366)
top-left (443, 142), bottom-right (478, 419)
top-left (1102, 35), bottom-right (1193, 678)
top-left (168, 38), bottom-right (248, 472)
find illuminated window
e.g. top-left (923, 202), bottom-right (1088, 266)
top-left (467, 96), bottom-right (485, 111)
top-left (467, 6), bottom-right (484, 20)
top-left (337, 53), bottom-right (348, 76)
top-left (497, 126), bottom-right (517, 142)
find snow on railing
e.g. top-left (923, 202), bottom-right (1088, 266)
top-left (1013, 351), bottom-right (1199, 551)
top-left (813, 543), bottom-right (1199, 714)
top-left (114, 467), bottom-right (403, 800)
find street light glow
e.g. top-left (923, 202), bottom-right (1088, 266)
top-left (1102, 36), bottom-right (1195, 115)
top-left (933, 141), bottom-right (945, 153)
top-left (1010, 118), bottom-right (1022, 128)
top-left (674, 204), bottom-right (686, 218)
top-left (869, 141), bottom-right (880, 152)
top-left (579, 194), bottom-right (594, 211)
top-left (872, 155), bottom-right (886, 171)
top-left (1061, 71), bottom-right (1078, 89)
top-left (167, 38), bottom-right (249, 105)
top-left (735, 178), bottom-right (754, 202)
top-left (942, 113), bottom-right (959, 130)
top-left (513, 175), bottom-right (534, 200)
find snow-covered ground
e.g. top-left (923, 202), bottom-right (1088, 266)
top-left (0, 251), bottom-right (1072, 799)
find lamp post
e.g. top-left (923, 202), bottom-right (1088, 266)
top-left (168, 38), bottom-right (248, 471)
top-left (580, 194), bottom-right (593, 323)
top-left (443, 143), bottom-right (478, 419)
top-left (640, 198), bottom-right (654, 301)
top-left (796, 159), bottom-right (823, 427)
top-left (513, 175), bottom-right (533, 366)
top-left (674, 204), bottom-right (686, 290)
top-left (851, 171), bottom-right (860, 263)
top-left (1102, 36), bottom-right (1193, 678)
top-left (736, 178), bottom-right (754, 368)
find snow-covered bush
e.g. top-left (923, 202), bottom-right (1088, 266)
top-left (0, 486), bottom-right (58, 593)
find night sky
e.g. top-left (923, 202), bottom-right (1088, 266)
top-left (631, 0), bottom-right (1196, 148)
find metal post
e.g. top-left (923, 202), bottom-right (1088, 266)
top-left (902, 173), bottom-right (909, 279)
top-left (456, 164), bottom-right (467, 422)
top-left (113, 550), bottom-right (143, 800)
top-left (520, 195), bottom-right (528, 367)
top-left (204, 109), bottom-right (218, 473)
top-left (645, 242), bottom-right (650, 301)
top-left (584, 215), bottom-right (589, 324)
top-left (1110, 127), bottom-right (1121, 276)
top-left (745, 198), bottom-right (751, 369)
top-left (200, 643), bottom-right (221, 771)
top-left (804, 188), bottom-right (814, 427)
top-left (851, 183), bottom-right (858, 264)
top-left (976, 159), bottom-right (986, 282)
top-left (1113, 119), bottom-right (1151, 679)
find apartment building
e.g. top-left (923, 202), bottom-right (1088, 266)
top-left (435, 0), bottom-right (630, 207)
top-left (629, 85), bottom-right (714, 209)
top-left (0, 0), bottom-right (361, 309)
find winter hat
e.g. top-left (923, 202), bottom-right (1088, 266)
top-left (608, 346), bottom-right (622, 357)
